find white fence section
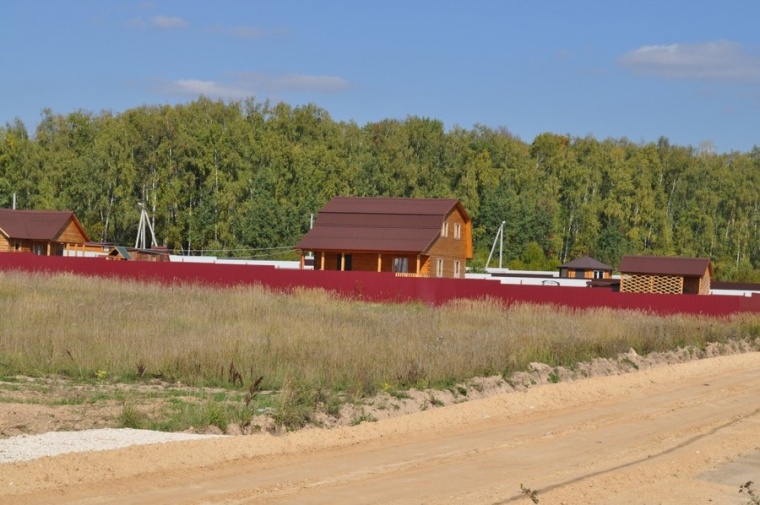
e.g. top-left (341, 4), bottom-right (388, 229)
top-left (168, 255), bottom-right (304, 269)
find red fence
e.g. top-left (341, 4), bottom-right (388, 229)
top-left (1, 253), bottom-right (759, 317)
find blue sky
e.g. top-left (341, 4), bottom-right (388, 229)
top-left (3, 1), bottom-right (760, 153)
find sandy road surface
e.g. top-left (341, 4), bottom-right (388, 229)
top-left (3, 352), bottom-right (760, 505)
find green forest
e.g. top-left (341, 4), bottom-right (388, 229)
top-left (1, 97), bottom-right (759, 280)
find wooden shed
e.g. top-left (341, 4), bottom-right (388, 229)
top-left (558, 256), bottom-right (613, 280)
top-left (618, 255), bottom-right (712, 295)
top-left (0, 209), bottom-right (90, 256)
top-left (295, 197), bottom-right (473, 278)
top-left (107, 245), bottom-right (170, 262)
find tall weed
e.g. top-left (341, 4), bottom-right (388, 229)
top-left (0, 271), bottom-right (757, 402)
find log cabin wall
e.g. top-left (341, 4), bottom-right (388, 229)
top-left (0, 236), bottom-right (20, 253)
top-left (315, 252), bottom-right (431, 276)
top-left (565, 269), bottom-right (612, 280)
top-left (0, 237), bottom-right (38, 254)
top-left (426, 210), bottom-right (470, 278)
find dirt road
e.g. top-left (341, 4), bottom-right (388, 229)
top-left (3, 352), bottom-right (760, 505)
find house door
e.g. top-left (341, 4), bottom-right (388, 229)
top-left (336, 254), bottom-right (353, 271)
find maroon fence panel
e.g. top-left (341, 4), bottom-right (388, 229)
top-left (1, 253), bottom-right (759, 316)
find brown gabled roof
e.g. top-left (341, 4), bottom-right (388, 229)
top-left (0, 209), bottom-right (90, 242)
top-left (618, 255), bottom-right (712, 277)
top-left (295, 197), bottom-right (468, 254)
top-left (559, 255), bottom-right (613, 271)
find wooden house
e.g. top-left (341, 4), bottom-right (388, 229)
top-left (0, 209), bottom-right (90, 256)
top-left (295, 197), bottom-right (473, 278)
top-left (618, 255), bottom-right (712, 295)
top-left (558, 256), bottom-right (613, 280)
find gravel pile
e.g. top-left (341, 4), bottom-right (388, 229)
top-left (0, 428), bottom-right (224, 463)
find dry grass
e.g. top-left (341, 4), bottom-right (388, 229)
top-left (0, 270), bottom-right (758, 398)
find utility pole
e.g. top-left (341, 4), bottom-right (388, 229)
top-left (135, 203), bottom-right (158, 249)
top-left (485, 221), bottom-right (506, 270)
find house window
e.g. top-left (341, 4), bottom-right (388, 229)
top-left (441, 221), bottom-right (449, 238)
top-left (393, 257), bottom-right (408, 273)
top-left (436, 258), bottom-right (444, 277)
top-left (454, 223), bottom-right (461, 240)
top-left (593, 270), bottom-right (604, 279)
top-left (32, 243), bottom-right (45, 256)
top-left (454, 260), bottom-right (461, 277)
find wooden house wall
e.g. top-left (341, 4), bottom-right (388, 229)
top-left (314, 251), bottom-right (432, 276)
top-left (0, 236), bottom-right (19, 253)
top-left (561, 269), bottom-right (612, 280)
top-left (0, 237), bottom-right (57, 255)
top-left (683, 274), bottom-right (710, 295)
top-left (56, 220), bottom-right (88, 244)
top-left (428, 210), bottom-right (470, 258)
top-left (682, 276), bottom-right (699, 295)
top-left (129, 251), bottom-right (169, 262)
top-left (418, 257), bottom-right (431, 277)
top-left (701, 275), bottom-right (711, 294)
top-left (425, 209), bottom-right (470, 278)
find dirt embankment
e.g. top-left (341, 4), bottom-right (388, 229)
top-left (2, 340), bottom-right (755, 440)
top-left (2, 346), bottom-right (760, 504)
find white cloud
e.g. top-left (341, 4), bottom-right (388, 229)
top-left (152, 15), bottom-right (188, 30)
top-left (619, 41), bottom-right (760, 82)
top-left (126, 14), bottom-right (188, 30)
top-left (155, 73), bottom-right (351, 100)
top-left (237, 72), bottom-right (350, 92)
top-left (208, 24), bottom-right (288, 39)
top-left (159, 79), bottom-right (253, 99)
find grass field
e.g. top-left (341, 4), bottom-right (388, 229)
top-left (1, 270), bottom-right (758, 430)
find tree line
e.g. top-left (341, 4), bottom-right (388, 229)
top-left (1, 97), bottom-right (759, 280)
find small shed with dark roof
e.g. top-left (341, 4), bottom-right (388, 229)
top-left (106, 245), bottom-right (170, 262)
top-left (0, 209), bottom-right (90, 256)
top-left (558, 255), bottom-right (613, 280)
top-left (618, 255), bottom-right (712, 295)
top-left (295, 197), bottom-right (473, 278)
